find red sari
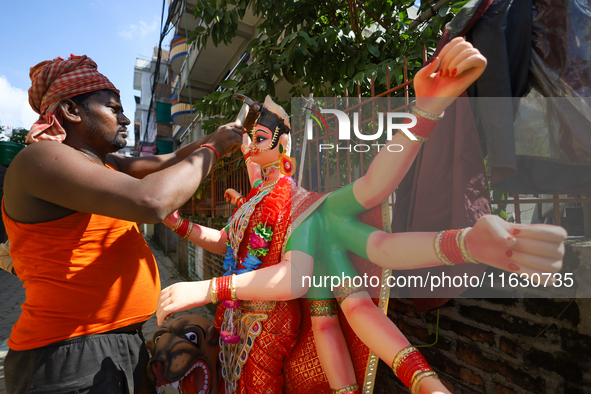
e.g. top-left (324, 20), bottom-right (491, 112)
top-left (214, 179), bottom-right (386, 393)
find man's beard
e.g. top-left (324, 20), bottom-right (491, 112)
top-left (86, 117), bottom-right (127, 151)
top-left (111, 133), bottom-right (128, 150)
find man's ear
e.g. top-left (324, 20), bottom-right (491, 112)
top-left (58, 99), bottom-right (82, 124)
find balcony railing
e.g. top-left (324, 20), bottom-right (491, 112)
top-left (170, 37), bottom-right (188, 74)
top-left (171, 102), bottom-right (195, 126)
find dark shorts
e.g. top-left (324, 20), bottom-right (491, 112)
top-left (4, 324), bottom-right (155, 394)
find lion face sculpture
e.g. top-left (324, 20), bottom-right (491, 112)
top-left (148, 315), bottom-right (221, 394)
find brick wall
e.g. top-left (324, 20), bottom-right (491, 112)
top-left (373, 240), bottom-right (591, 394)
top-left (176, 236), bottom-right (189, 276)
top-left (153, 222), bottom-right (167, 250)
top-left (155, 216), bottom-right (227, 281)
top-left (189, 216), bottom-right (227, 279)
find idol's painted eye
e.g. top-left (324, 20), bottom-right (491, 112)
top-left (256, 136), bottom-right (267, 143)
top-left (185, 331), bottom-right (199, 345)
top-left (154, 335), bottom-right (161, 344)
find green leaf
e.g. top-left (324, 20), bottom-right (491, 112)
top-left (280, 32), bottom-right (298, 47)
top-left (193, 26), bottom-right (206, 34)
top-left (367, 43), bottom-right (380, 58)
top-left (218, 79), bottom-right (239, 89)
top-left (438, 6), bottom-right (450, 17)
top-left (298, 31), bottom-right (317, 48)
top-left (347, 62), bottom-right (355, 78)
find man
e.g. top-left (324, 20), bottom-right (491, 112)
top-left (2, 55), bottom-right (244, 393)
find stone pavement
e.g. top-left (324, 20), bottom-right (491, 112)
top-left (0, 267), bottom-right (24, 394)
top-left (0, 237), bottom-right (213, 394)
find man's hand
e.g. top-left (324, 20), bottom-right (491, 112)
top-left (156, 280), bottom-right (211, 325)
top-left (207, 122), bottom-right (246, 157)
top-left (414, 37), bottom-right (487, 115)
top-left (465, 215), bottom-right (567, 284)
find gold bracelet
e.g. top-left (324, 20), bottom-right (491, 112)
top-left (411, 370), bottom-right (439, 394)
top-left (230, 274), bottom-right (238, 301)
top-left (400, 131), bottom-right (429, 143)
top-left (331, 383), bottom-right (359, 394)
top-left (183, 221), bottom-right (194, 239)
top-left (170, 216), bottom-right (183, 232)
top-left (209, 278), bottom-right (218, 304)
top-left (459, 227), bottom-right (480, 264)
top-left (433, 231), bottom-right (455, 266)
top-left (411, 105), bottom-right (444, 121)
top-left (392, 346), bottom-right (418, 375)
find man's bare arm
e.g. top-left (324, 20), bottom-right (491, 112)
top-left (107, 123), bottom-right (244, 178)
top-left (5, 128), bottom-right (242, 224)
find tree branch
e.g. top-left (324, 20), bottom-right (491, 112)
top-left (348, 0), bottom-right (362, 44)
top-left (408, 0), bottom-right (452, 31)
top-left (355, 1), bottom-right (390, 33)
top-left (322, 4), bottom-right (339, 28)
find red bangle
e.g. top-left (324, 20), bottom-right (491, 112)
top-left (439, 229), bottom-right (466, 265)
top-left (217, 276), bottom-right (232, 302)
top-left (175, 219), bottom-right (190, 238)
top-left (201, 144), bottom-right (220, 161)
top-left (402, 116), bottom-right (438, 139)
top-left (236, 197), bottom-right (246, 208)
top-left (331, 384), bottom-right (360, 394)
top-left (396, 350), bottom-right (431, 388)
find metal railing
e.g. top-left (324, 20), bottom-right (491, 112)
top-left (180, 151), bottom-right (251, 218)
top-left (490, 194), bottom-right (591, 229)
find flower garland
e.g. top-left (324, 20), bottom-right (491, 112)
top-left (223, 176), bottom-right (291, 276)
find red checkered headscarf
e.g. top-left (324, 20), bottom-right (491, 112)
top-left (27, 55), bottom-right (119, 143)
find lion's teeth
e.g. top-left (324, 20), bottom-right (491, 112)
top-left (172, 381), bottom-right (179, 389)
top-left (199, 391), bottom-right (206, 394)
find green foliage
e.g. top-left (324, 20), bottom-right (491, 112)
top-left (189, 0), bottom-right (466, 133)
top-left (8, 129), bottom-right (29, 145)
top-left (485, 157), bottom-right (509, 220)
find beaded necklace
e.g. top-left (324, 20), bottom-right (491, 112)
top-left (260, 159), bottom-right (281, 183)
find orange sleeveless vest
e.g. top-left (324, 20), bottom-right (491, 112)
top-left (3, 201), bottom-right (160, 351)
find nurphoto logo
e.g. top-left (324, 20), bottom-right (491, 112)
top-left (304, 107), bottom-right (417, 152)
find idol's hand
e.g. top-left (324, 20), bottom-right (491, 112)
top-left (465, 215), bottom-right (567, 284)
top-left (414, 37), bottom-right (487, 115)
top-left (224, 188), bottom-right (242, 205)
top-left (163, 210), bottom-right (180, 228)
top-left (156, 280), bottom-right (211, 325)
top-left (241, 133), bottom-right (252, 155)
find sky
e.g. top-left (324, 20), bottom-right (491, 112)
top-left (0, 0), bottom-right (173, 143)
